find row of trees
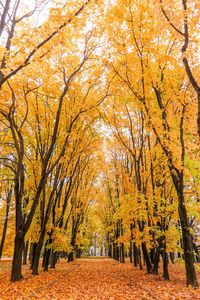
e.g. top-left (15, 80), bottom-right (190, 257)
top-left (94, 0), bottom-right (200, 288)
top-left (0, 0), bottom-right (200, 289)
top-left (0, 0), bottom-right (107, 281)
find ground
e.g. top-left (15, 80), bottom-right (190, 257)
top-left (0, 257), bottom-right (200, 299)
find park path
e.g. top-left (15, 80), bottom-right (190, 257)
top-left (27, 258), bottom-right (155, 299)
top-left (0, 257), bottom-right (199, 299)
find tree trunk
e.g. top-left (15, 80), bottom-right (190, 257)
top-left (169, 252), bottom-right (174, 264)
top-left (43, 246), bottom-right (51, 271)
top-left (193, 243), bottom-right (200, 263)
top-left (138, 246), bottom-right (143, 270)
top-left (162, 251), bottom-right (170, 280)
top-left (0, 188), bottom-right (12, 259)
top-left (142, 242), bottom-right (152, 274)
top-left (108, 243), bottom-right (112, 258)
top-left (50, 251), bottom-right (57, 268)
top-left (133, 242), bottom-right (138, 267)
top-left (30, 242), bottom-right (37, 269)
top-left (68, 251), bottom-right (74, 262)
top-left (10, 234), bottom-right (24, 282)
top-left (152, 249), bottom-right (160, 275)
top-left (32, 238), bottom-right (44, 275)
top-left (120, 243), bottom-right (125, 263)
top-left (23, 240), bottom-right (29, 265)
top-left (129, 241), bottom-right (133, 263)
top-left (0, 199), bottom-right (10, 258)
top-left (178, 193), bottom-right (198, 287)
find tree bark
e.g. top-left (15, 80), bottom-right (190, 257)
top-left (178, 191), bottom-right (198, 287)
top-left (23, 240), bottom-right (29, 265)
top-left (68, 251), bottom-right (74, 262)
top-left (50, 251), bottom-right (57, 268)
top-left (129, 241), bottom-right (133, 263)
top-left (142, 242), bottom-right (152, 274)
top-left (151, 249), bottom-right (160, 275)
top-left (32, 238), bottom-right (44, 275)
top-left (11, 234), bottom-right (24, 281)
top-left (133, 242), bottom-right (138, 267)
top-left (162, 251), bottom-right (170, 280)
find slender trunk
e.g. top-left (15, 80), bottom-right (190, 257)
top-left (170, 252), bottom-right (174, 264)
top-left (193, 243), bottom-right (200, 263)
top-left (32, 237), bottom-right (44, 275)
top-left (43, 245), bottom-right (51, 271)
top-left (108, 243), bottom-right (112, 258)
top-left (30, 242), bottom-right (37, 269)
top-left (29, 242), bottom-right (34, 264)
top-left (50, 251), bottom-right (57, 268)
top-left (138, 246), bottom-right (143, 270)
top-left (129, 241), bottom-right (133, 263)
top-left (142, 242), bottom-right (152, 274)
top-left (22, 240), bottom-right (29, 265)
top-left (133, 242), bottom-right (138, 267)
top-left (42, 245), bottom-right (47, 268)
top-left (0, 196), bottom-right (10, 258)
top-left (162, 251), bottom-right (170, 280)
top-left (120, 243), bottom-right (125, 263)
top-left (152, 249), bottom-right (160, 275)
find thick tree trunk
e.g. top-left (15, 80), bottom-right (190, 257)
top-left (10, 234), bottom-right (24, 282)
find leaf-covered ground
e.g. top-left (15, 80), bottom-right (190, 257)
top-left (0, 258), bottom-right (200, 299)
